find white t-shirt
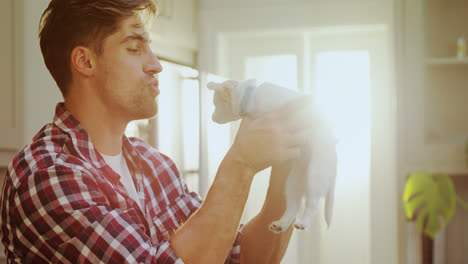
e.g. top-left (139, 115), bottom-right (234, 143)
top-left (101, 152), bottom-right (143, 212)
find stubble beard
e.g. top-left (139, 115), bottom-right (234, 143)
top-left (102, 82), bottom-right (158, 122)
top-left (127, 83), bottom-right (158, 120)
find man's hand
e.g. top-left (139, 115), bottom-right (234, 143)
top-left (227, 96), bottom-right (314, 174)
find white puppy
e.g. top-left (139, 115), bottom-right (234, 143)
top-left (207, 79), bottom-right (338, 233)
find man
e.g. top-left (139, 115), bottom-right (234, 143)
top-left (0, 0), bottom-right (313, 263)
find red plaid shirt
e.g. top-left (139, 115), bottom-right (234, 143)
top-left (0, 103), bottom-right (241, 263)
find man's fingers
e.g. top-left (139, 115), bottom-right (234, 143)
top-left (281, 147), bottom-right (302, 161)
top-left (285, 129), bottom-right (311, 147)
top-left (284, 109), bottom-right (316, 133)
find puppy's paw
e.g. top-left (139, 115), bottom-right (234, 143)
top-left (293, 220), bottom-right (308, 230)
top-left (268, 222), bottom-right (284, 234)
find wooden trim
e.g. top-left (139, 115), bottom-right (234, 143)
top-left (421, 234), bottom-right (434, 264)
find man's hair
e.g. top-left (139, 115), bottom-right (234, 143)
top-left (38, 0), bottom-right (157, 97)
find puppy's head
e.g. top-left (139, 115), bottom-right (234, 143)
top-left (207, 80), bottom-right (242, 124)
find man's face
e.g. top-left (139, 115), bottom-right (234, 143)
top-left (93, 14), bottom-right (162, 121)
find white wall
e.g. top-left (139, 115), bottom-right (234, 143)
top-left (201, 0), bottom-right (391, 12)
top-left (150, 0), bottom-right (199, 67)
top-left (22, 0), bottom-right (62, 145)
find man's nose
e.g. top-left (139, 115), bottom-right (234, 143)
top-left (144, 51), bottom-right (163, 76)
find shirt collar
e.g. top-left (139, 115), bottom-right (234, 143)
top-left (51, 103), bottom-right (140, 178)
top-left (52, 102), bottom-right (87, 134)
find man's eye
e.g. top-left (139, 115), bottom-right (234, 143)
top-left (127, 48), bottom-right (140, 54)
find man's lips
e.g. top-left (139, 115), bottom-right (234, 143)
top-left (150, 79), bottom-right (159, 95)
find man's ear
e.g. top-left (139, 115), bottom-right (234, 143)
top-left (70, 46), bottom-right (95, 77)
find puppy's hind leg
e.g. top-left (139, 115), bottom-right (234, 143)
top-left (294, 166), bottom-right (319, 230)
top-left (294, 196), bottom-right (318, 230)
top-left (268, 168), bottom-right (302, 233)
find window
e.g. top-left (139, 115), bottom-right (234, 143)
top-left (314, 51), bottom-right (372, 264)
top-left (216, 29), bottom-right (390, 263)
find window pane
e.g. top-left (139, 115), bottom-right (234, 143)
top-left (315, 51), bottom-right (372, 264)
top-left (157, 61), bottom-right (180, 162)
top-left (182, 77), bottom-right (200, 171)
top-left (156, 61), bottom-right (199, 176)
top-left (184, 172), bottom-right (199, 193)
top-left (125, 119), bottom-right (150, 142)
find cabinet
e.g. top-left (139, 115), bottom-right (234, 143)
top-left (0, 0), bottom-right (23, 167)
top-left (424, 0), bottom-right (468, 147)
top-left (403, 0), bottom-right (468, 175)
top-left (150, 0), bottom-right (198, 67)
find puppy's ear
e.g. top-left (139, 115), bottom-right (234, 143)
top-left (207, 80), bottom-right (239, 92)
top-left (207, 82), bottom-right (221, 91)
top-left (220, 80), bottom-right (238, 90)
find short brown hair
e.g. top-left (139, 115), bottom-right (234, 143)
top-left (38, 0), bottom-right (157, 97)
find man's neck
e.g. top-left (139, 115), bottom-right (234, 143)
top-left (64, 96), bottom-right (127, 156)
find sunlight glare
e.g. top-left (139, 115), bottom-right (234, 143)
top-left (315, 51), bottom-right (371, 180)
